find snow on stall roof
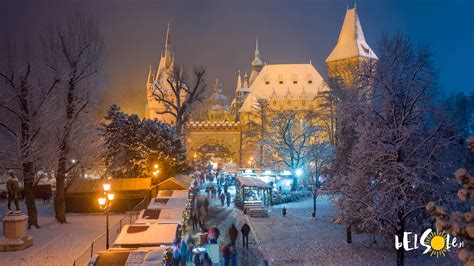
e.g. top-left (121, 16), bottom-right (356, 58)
top-left (326, 8), bottom-right (377, 62)
top-left (66, 178), bottom-right (152, 194)
top-left (157, 189), bottom-right (188, 198)
top-left (135, 207), bottom-right (183, 224)
top-left (237, 175), bottom-right (271, 189)
top-left (148, 197), bottom-right (187, 210)
top-left (113, 224), bottom-right (177, 247)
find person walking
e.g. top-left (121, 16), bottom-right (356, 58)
top-left (226, 193), bottom-right (231, 207)
top-left (228, 223), bottom-right (238, 246)
top-left (192, 212), bottom-right (199, 232)
top-left (241, 223), bottom-right (251, 249)
top-left (223, 183), bottom-right (228, 195)
top-left (220, 193), bottom-right (225, 207)
top-left (6, 170), bottom-right (21, 211)
top-left (172, 245), bottom-right (181, 266)
top-left (179, 239), bottom-right (187, 265)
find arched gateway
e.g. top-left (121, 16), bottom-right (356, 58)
top-left (184, 121), bottom-right (241, 164)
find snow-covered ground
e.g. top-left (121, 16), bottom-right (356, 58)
top-left (0, 200), bottom-right (122, 266)
top-left (249, 196), bottom-right (459, 266)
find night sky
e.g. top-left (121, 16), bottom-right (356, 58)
top-left (2, 0), bottom-right (473, 116)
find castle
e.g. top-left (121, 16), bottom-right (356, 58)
top-left (145, 7), bottom-right (377, 167)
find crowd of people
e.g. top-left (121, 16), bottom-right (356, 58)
top-left (169, 165), bottom-right (252, 266)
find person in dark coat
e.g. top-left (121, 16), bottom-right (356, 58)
top-left (223, 183), bottom-right (228, 195)
top-left (192, 212), bottom-right (199, 232)
top-left (226, 193), bottom-right (231, 207)
top-left (241, 223), bottom-right (251, 249)
top-left (228, 223), bottom-right (238, 246)
top-left (220, 193), bottom-right (225, 207)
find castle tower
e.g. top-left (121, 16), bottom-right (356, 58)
top-left (249, 39), bottom-right (264, 85)
top-left (325, 7), bottom-right (377, 86)
top-left (146, 24), bottom-right (177, 124)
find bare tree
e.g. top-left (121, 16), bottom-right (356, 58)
top-left (0, 40), bottom-right (60, 228)
top-left (153, 67), bottom-right (207, 136)
top-left (241, 99), bottom-right (271, 167)
top-left (264, 110), bottom-right (319, 190)
top-left (42, 14), bottom-right (103, 223)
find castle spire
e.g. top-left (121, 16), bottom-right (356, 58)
top-left (255, 38), bottom-right (260, 58)
top-left (165, 23), bottom-right (171, 55)
top-left (250, 38), bottom-right (264, 85)
top-left (236, 70), bottom-right (242, 90)
top-left (147, 65), bottom-right (153, 84)
top-left (325, 7), bottom-right (377, 63)
top-left (243, 70), bottom-right (249, 88)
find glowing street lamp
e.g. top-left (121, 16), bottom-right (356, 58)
top-left (103, 182), bottom-right (111, 192)
top-left (153, 164), bottom-right (159, 169)
top-left (99, 182), bottom-right (114, 249)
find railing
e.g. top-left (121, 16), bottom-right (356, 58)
top-left (72, 197), bottom-right (147, 266)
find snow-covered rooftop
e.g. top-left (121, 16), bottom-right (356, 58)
top-left (113, 224), bottom-right (178, 247)
top-left (240, 63), bottom-right (327, 112)
top-left (326, 8), bottom-right (377, 62)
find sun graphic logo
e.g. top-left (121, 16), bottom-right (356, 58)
top-left (425, 230), bottom-right (448, 257)
top-left (395, 228), bottom-right (464, 257)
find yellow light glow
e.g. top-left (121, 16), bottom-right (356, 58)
top-left (98, 197), bottom-right (106, 206)
top-left (107, 193), bottom-right (115, 201)
top-left (103, 183), bottom-right (111, 192)
top-left (153, 164), bottom-right (158, 169)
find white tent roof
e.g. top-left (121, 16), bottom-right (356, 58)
top-left (125, 247), bottom-right (166, 265)
top-left (114, 224), bottom-right (177, 247)
top-left (326, 8), bottom-right (377, 62)
top-left (148, 197), bottom-right (187, 210)
top-left (135, 207), bottom-right (183, 224)
top-left (157, 190), bottom-right (188, 198)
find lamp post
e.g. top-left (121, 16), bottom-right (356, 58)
top-left (98, 182), bottom-right (114, 249)
top-left (152, 164), bottom-right (160, 184)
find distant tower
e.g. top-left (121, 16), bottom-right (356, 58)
top-left (146, 24), bottom-right (179, 124)
top-left (249, 39), bottom-right (264, 85)
top-left (325, 7), bottom-right (377, 86)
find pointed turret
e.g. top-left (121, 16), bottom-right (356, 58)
top-left (250, 39), bottom-right (264, 85)
top-left (147, 65), bottom-right (153, 85)
top-left (243, 70), bottom-right (250, 88)
top-left (236, 70), bottom-right (242, 91)
top-left (164, 23), bottom-right (171, 56)
top-left (326, 8), bottom-right (376, 63)
top-left (326, 7), bottom-right (377, 85)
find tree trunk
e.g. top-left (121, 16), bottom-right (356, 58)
top-left (346, 223), bottom-right (352, 243)
top-left (175, 116), bottom-right (183, 136)
top-left (23, 161), bottom-right (39, 228)
top-left (396, 219), bottom-right (405, 266)
top-left (55, 144), bottom-right (67, 223)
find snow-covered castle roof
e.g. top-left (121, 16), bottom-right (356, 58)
top-left (239, 63), bottom-right (327, 112)
top-left (326, 8), bottom-right (377, 62)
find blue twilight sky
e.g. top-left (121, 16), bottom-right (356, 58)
top-left (1, 0), bottom-right (473, 116)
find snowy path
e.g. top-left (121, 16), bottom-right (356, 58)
top-left (0, 200), bottom-right (121, 266)
top-left (250, 196), bottom-right (459, 266)
top-left (205, 199), bottom-right (267, 266)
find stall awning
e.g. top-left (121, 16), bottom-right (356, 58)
top-left (114, 224), bottom-right (177, 247)
top-left (237, 176), bottom-right (272, 189)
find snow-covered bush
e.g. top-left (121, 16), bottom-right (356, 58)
top-left (101, 104), bottom-right (190, 179)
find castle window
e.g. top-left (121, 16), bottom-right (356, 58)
top-left (308, 80), bottom-right (312, 84)
top-left (302, 100), bottom-right (306, 105)
top-left (279, 81), bottom-right (283, 84)
top-left (273, 101), bottom-right (276, 105)
top-left (293, 81), bottom-right (298, 84)
top-left (265, 81), bottom-right (270, 85)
